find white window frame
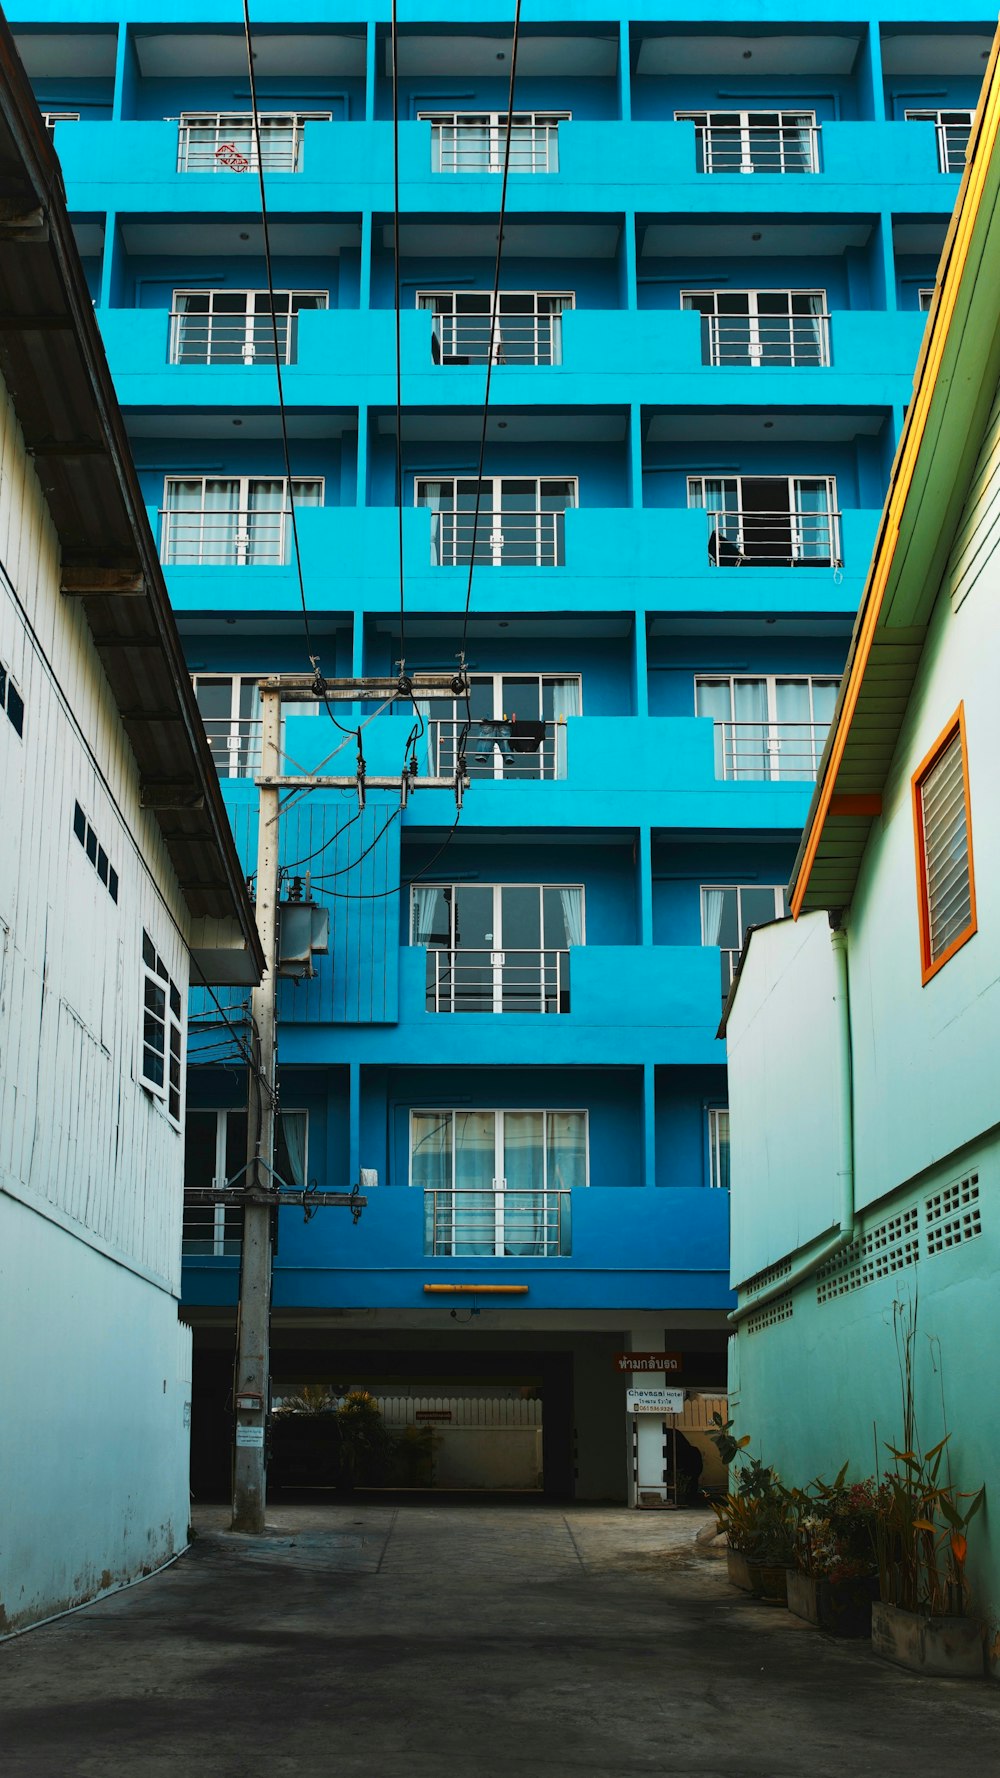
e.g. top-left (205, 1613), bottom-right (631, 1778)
top-left (918, 287), bottom-right (936, 312)
top-left (183, 1106), bottom-right (308, 1253)
top-left (161, 475), bottom-right (324, 567)
top-left (417, 289), bottom-right (574, 365)
top-left (141, 931), bottom-right (185, 1129)
top-left (707, 1107), bottom-right (730, 1190)
top-left (686, 473), bottom-right (841, 566)
top-left (701, 884), bottom-right (786, 998)
top-left (0, 654), bottom-right (24, 737)
top-left (694, 672), bottom-right (841, 781)
top-left (904, 108), bottom-right (974, 174)
top-left (413, 882), bottom-right (584, 1014)
top-left (415, 475), bottom-right (578, 568)
top-left (169, 289), bottom-right (327, 366)
top-left (176, 111), bottom-right (332, 174)
top-left (42, 111), bottom-right (80, 130)
top-left (419, 111), bottom-right (569, 174)
top-left (681, 289), bottom-right (829, 367)
top-left (676, 109), bottom-right (819, 175)
top-left (420, 670), bottom-right (582, 782)
top-left (411, 1107), bottom-right (589, 1256)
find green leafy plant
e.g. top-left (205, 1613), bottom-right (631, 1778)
top-left (712, 1454), bottom-right (793, 1564)
top-left (707, 1411), bottom-right (751, 1466)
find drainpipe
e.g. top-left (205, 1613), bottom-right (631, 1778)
top-left (728, 918), bottom-right (856, 1325)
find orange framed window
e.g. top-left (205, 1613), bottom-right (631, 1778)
top-left (911, 704), bottom-right (977, 984)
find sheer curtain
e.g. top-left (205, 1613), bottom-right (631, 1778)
top-left (504, 1111), bottom-right (545, 1257)
top-left (696, 677), bottom-right (734, 777)
top-left (412, 1110), bottom-right (452, 1255)
top-left (775, 678), bottom-right (812, 781)
top-left (550, 678), bottom-right (580, 779)
top-left (410, 886), bottom-right (440, 945)
top-left (280, 1112), bottom-right (307, 1188)
top-left (701, 888), bottom-right (725, 946)
top-left (455, 1111), bottom-right (495, 1257)
top-left (557, 887), bottom-right (584, 948)
top-left (733, 677), bottom-right (769, 780)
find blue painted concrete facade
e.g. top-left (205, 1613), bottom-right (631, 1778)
top-left (11, 3), bottom-right (988, 1351)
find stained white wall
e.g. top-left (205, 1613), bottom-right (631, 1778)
top-left (726, 912), bottom-right (846, 1285)
top-left (0, 373), bottom-right (196, 1630)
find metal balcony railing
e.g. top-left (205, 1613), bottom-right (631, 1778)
top-left (705, 508), bottom-right (842, 567)
top-left (430, 509), bottom-right (566, 567)
top-left (431, 313), bottom-right (563, 366)
top-left (696, 122), bottom-right (820, 174)
top-left (425, 947), bottom-right (571, 1014)
top-left (199, 716), bottom-right (262, 779)
top-left (160, 507), bottom-right (292, 567)
top-left (175, 115), bottom-right (320, 173)
top-left (702, 314), bottom-right (830, 368)
top-left (713, 720), bottom-right (832, 782)
top-left (424, 1186), bottom-right (571, 1257)
top-left (935, 121), bottom-right (972, 174)
top-left (168, 310), bottom-right (298, 366)
top-left (721, 947), bottom-right (742, 998)
top-left (429, 717), bottom-right (563, 780)
top-left (429, 118), bottom-right (561, 174)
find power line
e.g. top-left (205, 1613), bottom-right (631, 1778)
top-left (390, 0), bottom-right (407, 673)
top-left (307, 811), bottom-right (464, 900)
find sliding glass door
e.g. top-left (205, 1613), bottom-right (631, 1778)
top-left (412, 1108), bottom-right (586, 1256)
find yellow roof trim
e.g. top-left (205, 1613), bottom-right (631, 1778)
top-left (791, 35), bottom-right (1000, 918)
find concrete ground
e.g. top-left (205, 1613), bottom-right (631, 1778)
top-left (4, 1501), bottom-right (1000, 1778)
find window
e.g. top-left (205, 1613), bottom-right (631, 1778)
top-left (0, 657), bottom-right (24, 736)
top-left (708, 1108), bottom-right (730, 1190)
top-left (912, 707), bottom-right (976, 982)
top-left (416, 671), bottom-right (581, 781)
top-left (676, 110), bottom-right (818, 175)
top-left (702, 885), bottom-right (787, 1000)
top-left (141, 932), bottom-right (184, 1125)
top-left (416, 477), bottom-right (577, 567)
top-left (412, 1108), bottom-right (586, 1257)
top-left (904, 109), bottom-right (974, 175)
top-left (418, 291), bottom-right (573, 366)
top-left (160, 476), bottom-right (323, 566)
top-left (176, 112), bottom-right (331, 174)
top-left (695, 674), bottom-right (839, 782)
top-left (183, 1106), bottom-right (307, 1253)
top-left (681, 290), bottom-right (829, 368)
top-left (419, 112), bottom-right (567, 174)
top-left (170, 290), bottom-right (327, 366)
top-left (687, 474), bottom-right (841, 568)
top-left (413, 883), bottom-right (583, 1013)
top-left (918, 288), bottom-right (936, 312)
top-left (42, 111), bottom-right (79, 130)
top-left (191, 675), bottom-right (261, 778)
top-left (72, 800), bottom-right (119, 901)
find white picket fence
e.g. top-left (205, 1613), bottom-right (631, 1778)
top-left (373, 1394), bottom-right (542, 1429)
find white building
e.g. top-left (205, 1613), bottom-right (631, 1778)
top-left (722, 48), bottom-right (1000, 1641)
top-left (0, 52), bottom-right (261, 1633)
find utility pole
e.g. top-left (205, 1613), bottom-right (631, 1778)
top-left (224, 670), bottom-right (467, 1532)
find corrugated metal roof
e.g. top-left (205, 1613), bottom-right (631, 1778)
top-left (791, 27), bottom-right (1000, 916)
top-left (0, 19), bottom-right (262, 980)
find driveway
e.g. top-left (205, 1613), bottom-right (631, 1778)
top-left (3, 1501), bottom-right (999, 1777)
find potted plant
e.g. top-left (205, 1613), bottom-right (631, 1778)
top-left (711, 1451), bottom-right (792, 1603)
top-left (788, 1472), bottom-right (882, 1637)
top-left (871, 1305), bottom-right (986, 1677)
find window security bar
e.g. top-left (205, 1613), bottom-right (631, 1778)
top-left (168, 309), bottom-right (300, 366)
top-left (705, 508), bottom-right (842, 568)
top-left (431, 312), bottom-right (563, 366)
top-left (713, 720), bottom-right (832, 782)
top-left (429, 717), bottom-right (562, 780)
top-left (721, 947), bottom-right (742, 995)
top-left (424, 1186), bottom-right (571, 1257)
top-left (198, 715), bottom-right (263, 779)
top-left (693, 120), bottom-right (820, 175)
top-left (431, 509), bottom-right (565, 567)
top-left (702, 313), bottom-right (830, 368)
top-left (424, 113), bottom-right (565, 174)
top-left (160, 507), bottom-right (292, 567)
top-left (425, 947), bottom-right (570, 1014)
top-left (176, 113), bottom-right (329, 173)
top-left (932, 118), bottom-right (973, 174)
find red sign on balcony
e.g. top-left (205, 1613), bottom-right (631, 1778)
top-left (215, 141), bottom-right (250, 172)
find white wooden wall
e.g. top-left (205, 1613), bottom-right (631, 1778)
top-left (0, 378), bottom-right (192, 1290)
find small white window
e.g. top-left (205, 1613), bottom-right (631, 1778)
top-left (918, 288), bottom-right (936, 312)
top-left (708, 1108), bottom-right (730, 1190)
top-left (141, 930), bottom-right (184, 1126)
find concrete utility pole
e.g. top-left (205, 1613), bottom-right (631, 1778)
top-left (228, 671), bottom-right (467, 1532)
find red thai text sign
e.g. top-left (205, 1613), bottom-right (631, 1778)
top-left (614, 1352), bottom-right (682, 1374)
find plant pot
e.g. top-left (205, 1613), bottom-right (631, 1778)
top-left (786, 1569), bottom-right (821, 1626)
top-left (871, 1602), bottom-right (984, 1678)
top-left (747, 1561), bottom-right (788, 1604)
top-left (818, 1575), bottom-right (878, 1639)
top-left (726, 1548), bottom-right (753, 1592)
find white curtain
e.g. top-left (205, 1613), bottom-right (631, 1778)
top-left (504, 1111), bottom-right (545, 1257)
top-left (702, 888), bottom-right (725, 946)
top-left (280, 1112), bottom-right (307, 1188)
top-left (411, 886), bottom-right (439, 945)
top-left (733, 677), bottom-right (769, 780)
top-left (557, 887), bottom-right (584, 948)
top-left (550, 678), bottom-right (580, 779)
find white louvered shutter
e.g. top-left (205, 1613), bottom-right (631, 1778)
top-left (920, 731), bottom-right (971, 962)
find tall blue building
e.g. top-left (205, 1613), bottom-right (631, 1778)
top-left (10, 1), bottom-right (990, 1500)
